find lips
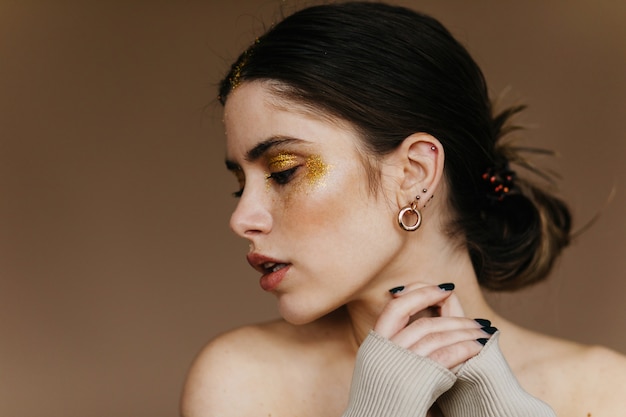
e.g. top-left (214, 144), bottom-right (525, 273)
top-left (261, 262), bottom-right (289, 273)
top-left (247, 253), bottom-right (291, 291)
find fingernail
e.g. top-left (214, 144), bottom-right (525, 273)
top-left (481, 326), bottom-right (498, 335)
top-left (388, 286), bottom-right (405, 295)
top-left (477, 338), bottom-right (489, 346)
top-left (438, 283), bottom-right (455, 291)
top-left (474, 318), bottom-right (491, 327)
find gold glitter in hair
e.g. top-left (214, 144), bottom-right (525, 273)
top-left (228, 38), bottom-right (260, 92)
top-left (229, 56), bottom-right (247, 91)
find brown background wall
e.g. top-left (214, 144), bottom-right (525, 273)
top-left (1, 1), bottom-right (625, 416)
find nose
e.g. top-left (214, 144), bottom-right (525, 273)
top-left (229, 189), bottom-right (273, 239)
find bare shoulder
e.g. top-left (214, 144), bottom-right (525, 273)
top-left (505, 327), bottom-right (626, 417)
top-left (180, 312), bottom-right (354, 417)
top-left (573, 343), bottom-right (626, 415)
top-left (180, 320), bottom-right (292, 417)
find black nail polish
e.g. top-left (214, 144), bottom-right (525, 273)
top-left (474, 318), bottom-right (491, 327)
top-left (438, 283), bottom-right (455, 291)
top-left (389, 286), bottom-right (405, 294)
top-left (481, 326), bottom-right (498, 335)
top-left (477, 338), bottom-right (489, 346)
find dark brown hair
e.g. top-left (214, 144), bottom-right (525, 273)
top-left (219, 1), bottom-right (571, 291)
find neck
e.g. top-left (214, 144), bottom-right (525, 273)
top-left (343, 235), bottom-right (502, 348)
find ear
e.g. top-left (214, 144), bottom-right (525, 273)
top-left (383, 133), bottom-right (445, 208)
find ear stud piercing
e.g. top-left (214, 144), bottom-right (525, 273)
top-left (415, 188), bottom-right (434, 202)
top-left (415, 188), bottom-right (435, 208)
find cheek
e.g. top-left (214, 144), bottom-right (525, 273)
top-left (280, 161), bottom-right (370, 239)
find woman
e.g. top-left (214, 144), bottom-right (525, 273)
top-left (182, 2), bottom-right (626, 416)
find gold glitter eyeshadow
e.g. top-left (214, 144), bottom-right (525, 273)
top-left (268, 152), bottom-right (299, 170)
top-left (264, 153), bottom-right (331, 195)
top-left (304, 155), bottom-right (329, 186)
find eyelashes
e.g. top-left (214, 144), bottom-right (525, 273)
top-left (231, 169), bottom-right (245, 198)
top-left (231, 166), bottom-right (300, 198)
top-left (266, 166), bottom-right (299, 185)
top-left (229, 153), bottom-right (328, 198)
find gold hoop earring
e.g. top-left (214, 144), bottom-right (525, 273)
top-left (397, 202), bottom-right (422, 232)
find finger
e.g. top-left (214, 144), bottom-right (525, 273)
top-left (375, 284), bottom-right (455, 339)
top-left (390, 316), bottom-right (486, 349)
top-left (390, 284), bottom-right (465, 319)
top-left (408, 326), bottom-right (494, 357)
top-left (388, 281), bottom-right (454, 297)
top-left (439, 291), bottom-right (465, 318)
top-left (428, 339), bottom-right (487, 370)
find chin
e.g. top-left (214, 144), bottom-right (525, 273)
top-left (276, 296), bottom-right (334, 325)
top-left (278, 306), bottom-right (321, 326)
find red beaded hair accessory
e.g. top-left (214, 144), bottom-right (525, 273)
top-left (481, 164), bottom-right (517, 203)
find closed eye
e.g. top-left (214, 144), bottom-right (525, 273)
top-left (231, 167), bottom-right (299, 198)
top-left (267, 166), bottom-right (299, 185)
top-left (228, 166), bottom-right (245, 198)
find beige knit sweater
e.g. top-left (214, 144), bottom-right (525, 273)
top-left (343, 331), bottom-right (555, 417)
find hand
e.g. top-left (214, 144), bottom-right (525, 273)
top-left (373, 283), bottom-right (495, 371)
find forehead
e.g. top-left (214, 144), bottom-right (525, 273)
top-left (225, 80), bottom-right (340, 121)
top-left (223, 81), bottom-right (361, 158)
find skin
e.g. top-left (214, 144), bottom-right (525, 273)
top-left (181, 81), bottom-right (626, 417)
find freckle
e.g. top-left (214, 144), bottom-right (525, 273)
top-left (305, 155), bottom-right (330, 186)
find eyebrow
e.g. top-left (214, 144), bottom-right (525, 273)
top-left (225, 136), bottom-right (304, 170)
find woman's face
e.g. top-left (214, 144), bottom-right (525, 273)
top-left (224, 81), bottom-right (407, 324)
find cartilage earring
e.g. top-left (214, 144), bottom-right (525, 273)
top-left (398, 201), bottom-right (422, 232)
top-left (423, 194), bottom-right (435, 208)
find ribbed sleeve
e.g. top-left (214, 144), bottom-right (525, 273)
top-left (342, 330), bottom-right (455, 417)
top-left (438, 332), bottom-right (556, 417)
